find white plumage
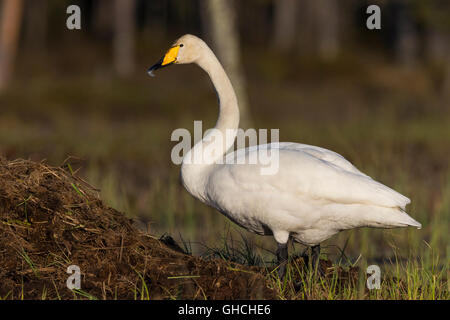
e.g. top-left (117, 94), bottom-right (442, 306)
top-left (148, 34), bottom-right (421, 274)
top-left (207, 142), bottom-right (418, 245)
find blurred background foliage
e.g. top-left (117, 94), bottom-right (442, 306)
top-left (0, 0), bottom-right (448, 266)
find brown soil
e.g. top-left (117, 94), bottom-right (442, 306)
top-left (0, 158), bottom-right (277, 299)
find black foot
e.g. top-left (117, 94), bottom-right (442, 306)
top-left (276, 242), bottom-right (288, 280)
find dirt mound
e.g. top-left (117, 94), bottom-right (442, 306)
top-left (0, 158), bottom-right (277, 299)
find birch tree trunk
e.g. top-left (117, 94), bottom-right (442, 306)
top-left (113, 0), bottom-right (136, 77)
top-left (201, 0), bottom-right (251, 128)
top-left (0, 0), bottom-right (24, 91)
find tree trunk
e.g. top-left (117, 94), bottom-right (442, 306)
top-left (312, 0), bottom-right (340, 60)
top-left (426, 30), bottom-right (450, 98)
top-left (296, 0), bottom-right (315, 55)
top-left (272, 0), bottom-right (298, 51)
top-left (94, 0), bottom-right (114, 39)
top-left (426, 30), bottom-right (449, 64)
top-left (113, 0), bottom-right (136, 77)
top-left (201, 0), bottom-right (251, 128)
top-left (392, 0), bottom-right (418, 66)
top-left (24, 0), bottom-right (47, 51)
top-left (0, 0), bottom-right (24, 91)
top-left (296, 0), bottom-right (340, 59)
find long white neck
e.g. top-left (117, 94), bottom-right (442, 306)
top-left (181, 45), bottom-right (240, 200)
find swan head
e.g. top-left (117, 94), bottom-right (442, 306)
top-left (148, 34), bottom-right (205, 76)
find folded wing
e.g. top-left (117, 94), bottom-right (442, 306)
top-left (223, 142), bottom-right (411, 210)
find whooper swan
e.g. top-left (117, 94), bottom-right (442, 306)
top-left (148, 34), bottom-right (421, 278)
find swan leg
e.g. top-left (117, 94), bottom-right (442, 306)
top-left (311, 244), bottom-right (324, 275)
top-left (276, 242), bottom-right (288, 280)
top-left (311, 245), bottom-right (320, 266)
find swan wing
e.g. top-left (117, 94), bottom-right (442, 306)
top-left (276, 142), bottom-right (369, 176)
top-left (225, 142), bottom-right (367, 176)
top-left (221, 144), bottom-right (410, 210)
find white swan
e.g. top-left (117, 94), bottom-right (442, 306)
top-left (148, 34), bottom-right (421, 277)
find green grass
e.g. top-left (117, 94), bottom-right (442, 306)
top-left (18, 248), bottom-right (40, 278)
top-left (269, 249), bottom-right (448, 300)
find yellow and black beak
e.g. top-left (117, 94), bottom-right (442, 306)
top-left (148, 45), bottom-right (180, 77)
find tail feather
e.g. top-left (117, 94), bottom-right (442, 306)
top-left (397, 209), bottom-right (422, 229)
top-left (353, 206), bottom-right (422, 229)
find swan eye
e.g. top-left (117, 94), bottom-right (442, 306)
top-left (179, 44), bottom-right (184, 47)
